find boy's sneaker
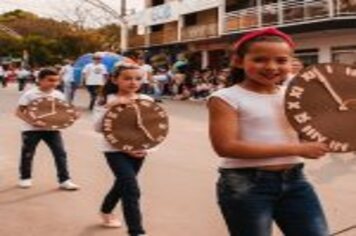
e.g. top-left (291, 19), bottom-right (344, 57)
top-left (18, 179), bottom-right (32, 188)
top-left (101, 213), bottom-right (122, 228)
top-left (59, 180), bottom-right (80, 191)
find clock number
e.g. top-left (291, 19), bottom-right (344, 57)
top-left (159, 123), bottom-right (168, 130)
top-left (140, 101), bottom-right (152, 107)
top-left (158, 111), bottom-right (167, 118)
top-left (301, 125), bottom-right (327, 142)
top-left (289, 86), bottom-right (305, 99)
top-left (300, 71), bottom-right (317, 82)
top-left (106, 134), bottom-right (118, 144)
top-left (325, 65), bottom-right (333, 74)
top-left (287, 101), bottom-right (301, 110)
top-left (116, 106), bottom-right (124, 112)
top-left (329, 140), bottom-right (349, 152)
top-left (156, 135), bottom-right (165, 142)
top-left (106, 112), bottom-right (118, 119)
top-left (345, 67), bottom-right (356, 77)
top-left (294, 112), bottom-right (312, 124)
top-left (122, 145), bottom-right (134, 151)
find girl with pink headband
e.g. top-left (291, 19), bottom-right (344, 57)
top-left (208, 28), bottom-right (329, 236)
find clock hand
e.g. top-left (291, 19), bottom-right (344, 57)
top-left (132, 103), bottom-right (155, 141)
top-left (37, 100), bottom-right (56, 118)
top-left (313, 67), bottom-right (348, 111)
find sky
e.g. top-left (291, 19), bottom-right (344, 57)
top-left (0, 0), bottom-right (144, 26)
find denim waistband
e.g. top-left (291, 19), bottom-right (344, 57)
top-left (219, 163), bottom-right (304, 179)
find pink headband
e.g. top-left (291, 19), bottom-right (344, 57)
top-left (233, 27), bottom-right (296, 51)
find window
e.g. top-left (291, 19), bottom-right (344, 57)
top-left (151, 24), bottom-right (164, 32)
top-left (226, 0), bottom-right (256, 12)
top-left (295, 49), bottom-right (319, 66)
top-left (151, 0), bottom-right (165, 7)
top-left (332, 46), bottom-right (356, 65)
top-left (184, 13), bottom-right (198, 27)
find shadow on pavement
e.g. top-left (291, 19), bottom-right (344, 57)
top-left (78, 225), bottom-right (118, 236)
top-left (0, 188), bottom-right (59, 205)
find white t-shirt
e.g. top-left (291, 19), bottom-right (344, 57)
top-left (17, 69), bottom-right (31, 80)
top-left (93, 94), bottom-right (154, 152)
top-left (18, 87), bottom-right (66, 131)
top-left (82, 63), bottom-right (108, 86)
top-left (210, 85), bottom-right (302, 169)
top-left (0, 66), bottom-right (4, 77)
top-left (60, 64), bottom-right (74, 84)
top-left (140, 64), bottom-right (153, 84)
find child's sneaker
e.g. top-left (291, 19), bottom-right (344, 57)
top-left (59, 180), bottom-right (80, 191)
top-left (18, 179), bottom-right (32, 188)
top-left (101, 213), bottom-right (122, 228)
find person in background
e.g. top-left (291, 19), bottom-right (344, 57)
top-left (82, 53), bottom-right (108, 110)
top-left (0, 64), bottom-right (5, 88)
top-left (59, 59), bottom-right (76, 104)
top-left (137, 56), bottom-right (153, 95)
top-left (16, 67), bottom-right (31, 92)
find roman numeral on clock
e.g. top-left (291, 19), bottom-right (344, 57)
top-left (294, 112), bottom-right (312, 124)
top-left (289, 86), bottom-right (305, 99)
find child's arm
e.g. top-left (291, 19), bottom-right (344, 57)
top-left (208, 97), bottom-right (329, 160)
top-left (15, 106), bottom-right (46, 128)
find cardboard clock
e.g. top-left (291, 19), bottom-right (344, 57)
top-left (102, 99), bottom-right (169, 152)
top-left (25, 97), bottom-right (78, 129)
top-left (285, 63), bottom-right (356, 152)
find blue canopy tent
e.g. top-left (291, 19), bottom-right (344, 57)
top-left (73, 52), bottom-right (125, 85)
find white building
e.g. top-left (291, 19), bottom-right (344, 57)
top-left (126, 0), bottom-right (356, 67)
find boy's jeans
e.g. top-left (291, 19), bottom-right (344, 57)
top-left (217, 164), bottom-right (329, 236)
top-left (20, 131), bottom-right (70, 183)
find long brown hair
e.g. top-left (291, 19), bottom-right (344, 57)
top-left (97, 63), bottom-right (141, 106)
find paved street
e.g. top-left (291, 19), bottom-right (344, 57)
top-left (0, 83), bottom-right (356, 236)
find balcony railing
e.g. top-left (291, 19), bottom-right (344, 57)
top-left (150, 29), bottom-right (178, 45)
top-left (128, 35), bottom-right (145, 48)
top-left (181, 23), bottom-right (218, 41)
top-left (224, 0), bottom-right (356, 33)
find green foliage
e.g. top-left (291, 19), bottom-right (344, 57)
top-left (0, 10), bottom-right (121, 66)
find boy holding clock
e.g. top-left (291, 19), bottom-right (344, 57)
top-left (15, 68), bottom-right (80, 191)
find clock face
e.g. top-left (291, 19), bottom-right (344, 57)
top-left (285, 63), bottom-right (356, 152)
top-left (25, 97), bottom-right (78, 129)
top-left (102, 99), bottom-right (169, 152)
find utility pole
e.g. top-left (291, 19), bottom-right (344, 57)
top-left (120, 0), bottom-right (128, 53)
top-left (83, 0), bottom-right (128, 52)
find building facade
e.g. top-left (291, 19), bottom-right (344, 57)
top-left (126, 0), bottom-right (356, 68)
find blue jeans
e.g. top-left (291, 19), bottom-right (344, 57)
top-left (20, 131), bottom-right (70, 183)
top-left (101, 152), bottom-right (145, 236)
top-left (217, 164), bottom-right (329, 236)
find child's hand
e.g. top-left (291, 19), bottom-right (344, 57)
top-left (74, 110), bottom-right (81, 119)
top-left (127, 150), bottom-right (147, 159)
top-left (295, 142), bottom-right (329, 159)
top-left (32, 120), bottom-right (47, 128)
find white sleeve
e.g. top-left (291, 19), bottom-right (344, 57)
top-left (82, 64), bottom-right (90, 75)
top-left (18, 92), bottom-right (31, 106)
top-left (208, 89), bottom-right (239, 110)
top-left (55, 91), bottom-right (66, 101)
top-left (92, 105), bottom-right (108, 133)
top-left (102, 65), bottom-right (108, 75)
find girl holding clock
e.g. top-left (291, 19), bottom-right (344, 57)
top-left (208, 28), bottom-right (330, 236)
top-left (93, 63), bottom-right (152, 236)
